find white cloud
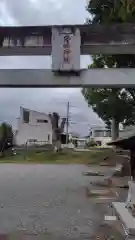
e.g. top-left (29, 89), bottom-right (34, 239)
top-left (0, 1), bottom-right (18, 25)
top-left (0, 88), bottom-right (103, 136)
top-left (2, 0), bottom-right (89, 25)
top-left (0, 0), bottom-right (92, 69)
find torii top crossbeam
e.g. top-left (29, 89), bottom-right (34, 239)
top-left (0, 23), bottom-right (135, 55)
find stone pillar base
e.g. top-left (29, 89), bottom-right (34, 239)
top-left (126, 181), bottom-right (135, 210)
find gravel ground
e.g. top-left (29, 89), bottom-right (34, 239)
top-left (0, 164), bottom-right (127, 239)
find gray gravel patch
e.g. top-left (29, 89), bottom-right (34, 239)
top-left (0, 164), bottom-right (107, 238)
top-left (0, 164), bottom-right (123, 239)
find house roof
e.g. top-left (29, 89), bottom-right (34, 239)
top-left (108, 125), bottom-right (135, 147)
top-left (70, 132), bottom-right (80, 138)
top-left (90, 126), bottom-right (110, 131)
top-left (20, 106), bottom-right (50, 117)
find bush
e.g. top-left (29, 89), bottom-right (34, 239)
top-left (87, 139), bottom-right (97, 147)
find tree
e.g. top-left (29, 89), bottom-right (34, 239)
top-left (82, 88), bottom-right (135, 139)
top-left (87, 0), bottom-right (135, 68)
top-left (82, 0), bottom-right (135, 140)
top-left (87, 0), bottom-right (135, 24)
top-left (0, 122), bottom-right (13, 156)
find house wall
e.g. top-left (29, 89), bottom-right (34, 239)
top-left (89, 127), bottom-right (124, 146)
top-left (15, 108), bottom-right (52, 146)
top-left (89, 127), bottom-right (111, 146)
top-left (92, 136), bottom-right (111, 146)
top-left (119, 125), bottom-right (135, 139)
top-left (72, 137), bottom-right (87, 148)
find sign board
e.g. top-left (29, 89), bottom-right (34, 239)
top-left (51, 27), bottom-right (81, 72)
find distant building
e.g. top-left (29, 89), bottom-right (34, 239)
top-left (119, 125), bottom-right (135, 139)
top-left (89, 126), bottom-right (124, 147)
top-left (14, 107), bottom-right (52, 146)
top-left (89, 126), bottom-right (111, 147)
top-left (68, 133), bottom-right (87, 148)
top-left (71, 137), bottom-right (87, 148)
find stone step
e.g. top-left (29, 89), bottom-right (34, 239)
top-left (112, 202), bottom-right (135, 236)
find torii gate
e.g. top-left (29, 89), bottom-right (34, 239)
top-left (0, 23), bottom-right (135, 86)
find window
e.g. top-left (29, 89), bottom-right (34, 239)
top-left (48, 134), bottom-right (50, 141)
top-left (94, 130), bottom-right (104, 137)
top-left (23, 109), bottom-right (29, 123)
top-left (37, 119), bottom-right (48, 123)
top-left (29, 139), bottom-right (37, 143)
top-left (94, 129), bottom-right (111, 137)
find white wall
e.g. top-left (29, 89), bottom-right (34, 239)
top-left (15, 108), bottom-right (52, 145)
top-left (77, 140), bottom-right (87, 147)
top-left (93, 136), bottom-right (111, 147)
top-left (89, 127), bottom-right (112, 146)
top-left (119, 125), bottom-right (135, 139)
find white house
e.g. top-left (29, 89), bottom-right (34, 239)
top-left (89, 126), bottom-right (124, 147)
top-left (14, 107), bottom-right (52, 146)
top-left (89, 126), bottom-right (111, 147)
top-left (119, 125), bottom-right (135, 139)
top-left (71, 137), bottom-right (87, 148)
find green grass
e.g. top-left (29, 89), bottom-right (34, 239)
top-left (0, 149), bottom-right (115, 165)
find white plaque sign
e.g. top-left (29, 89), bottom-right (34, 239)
top-left (52, 27), bottom-right (81, 72)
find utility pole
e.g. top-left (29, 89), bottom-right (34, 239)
top-left (66, 102), bottom-right (70, 144)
